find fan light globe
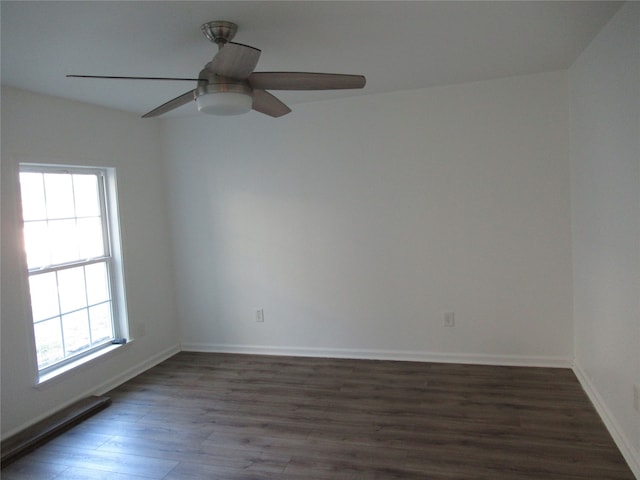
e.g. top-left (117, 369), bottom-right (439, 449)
top-left (196, 91), bottom-right (252, 115)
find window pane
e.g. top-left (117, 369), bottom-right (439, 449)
top-left (23, 221), bottom-right (50, 269)
top-left (49, 219), bottom-right (80, 264)
top-left (85, 262), bottom-right (110, 305)
top-left (61, 309), bottom-right (91, 356)
top-left (44, 173), bottom-right (75, 219)
top-left (34, 318), bottom-right (64, 369)
top-left (89, 303), bottom-right (113, 344)
top-left (57, 266), bottom-right (87, 313)
top-left (73, 174), bottom-right (101, 217)
top-left (29, 272), bottom-right (60, 321)
top-left (77, 218), bottom-right (105, 259)
top-left (19, 172), bottom-right (47, 221)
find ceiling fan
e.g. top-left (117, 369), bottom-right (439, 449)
top-left (67, 20), bottom-right (366, 118)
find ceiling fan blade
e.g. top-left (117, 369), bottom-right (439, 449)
top-left (67, 75), bottom-right (200, 81)
top-left (142, 89), bottom-right (196, 118)
top-left (209, 42), bottom-right (261, 79)
top-left (249, 72), bottom-right (366, 90)
top-left (252, 89), bottom-right (291, 118)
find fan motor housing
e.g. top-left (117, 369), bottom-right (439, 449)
top-left (195, 82), bottom-right (252, 98)
top-left (201, 21), bottom-right (238, 46)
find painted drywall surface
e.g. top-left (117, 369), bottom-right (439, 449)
top-left (161, 70), bottom-right (573, 364)
top-left (1, 87), bottom-right (179, 437)
top-left (569, 2), bottom-right (640, 470)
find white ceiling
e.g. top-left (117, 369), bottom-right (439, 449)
top-left (1, 1), bottom-right (622, 118)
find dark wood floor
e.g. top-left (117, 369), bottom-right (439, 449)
top-left (2, 352), bottom-right (635, 479)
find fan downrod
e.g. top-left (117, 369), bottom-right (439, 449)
top-left (201, 21), bottom-right (238, 48)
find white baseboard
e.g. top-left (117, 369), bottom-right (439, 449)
top-left (91, 343), bottom-right (181, 396)
top-left (573, 364), bottom-right (640, 479)
top-left (180, 342), bottom-right (571, 368)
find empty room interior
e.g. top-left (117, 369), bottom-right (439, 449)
top-left (1, 1), bottom-right (638, 478)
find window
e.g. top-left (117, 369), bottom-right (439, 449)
top-left (19, 164), bottom-right (127, 377)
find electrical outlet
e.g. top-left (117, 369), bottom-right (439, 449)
top-left (255, 309), bottom-right (264, 323)
top-left (443, 312), bottom-right (455, 327)
top-left (634, 384), bottom-right (639, 413)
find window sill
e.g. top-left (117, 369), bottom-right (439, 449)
top-left (36, 341), bottom-right (131, 389)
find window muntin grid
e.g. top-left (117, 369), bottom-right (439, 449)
top-left (19, 166), bottom-right (120, 373)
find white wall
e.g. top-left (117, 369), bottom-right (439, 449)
top-left (1, 87), bottom-right (180, 438)
top-left (161, 70), bottom-right (573, 366)
top-left (569, 3), bottom-right (640, 475)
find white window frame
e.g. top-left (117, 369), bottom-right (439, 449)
top-left (19, 163), bottom-right (129, 382)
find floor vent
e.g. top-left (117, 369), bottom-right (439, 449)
top-left (1, 395), bottom-right (111, 468)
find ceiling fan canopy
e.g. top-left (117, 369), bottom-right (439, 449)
top-left (67, 20), bottom-right (366, 118)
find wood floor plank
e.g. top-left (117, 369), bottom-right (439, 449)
top-left (2, 352), bottom-right (635, 479)
top-left (0, 459), bottom-right (69, 480)
top-left (28, 444), bottom-right (179, 478)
